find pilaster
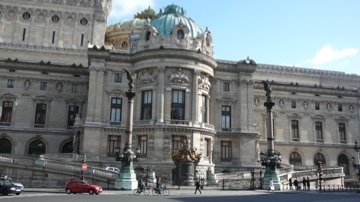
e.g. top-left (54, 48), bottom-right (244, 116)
top-left (156, 66), bottom-right (165, 123)
top-left (192, 70), bottom-right (200, 124)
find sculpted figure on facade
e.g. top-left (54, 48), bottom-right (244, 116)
top-left (198, 74), bottom-right (211, 91)
top-left (136, 69), bottom-right (158, 86)
top-left (169, 68), bottom-right (190, 85)
top-left (24, 80), bottom-right (31, 90)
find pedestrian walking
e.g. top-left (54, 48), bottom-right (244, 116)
top-left (302, 177), bottom-right (306, 190)
top-left (294, 179), bottom-right (299, 190)
top-left (306, 177), bottom-right (310, 191)
top-left (194, 181), bottom-right (202, 194)
top-left (289, 177), bottom-right (293, 190)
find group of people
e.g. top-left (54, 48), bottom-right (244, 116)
top-left (289, 177), bottom-right (311, 190)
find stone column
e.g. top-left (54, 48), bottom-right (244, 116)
top-left (94, 68), bottom-right (104, 122)
top-left (86, 66), bottom-right (97, 122)
top-left (156, 66), bottom-right (165, 123)
top-left (192, 70), bottom-right (200, 125)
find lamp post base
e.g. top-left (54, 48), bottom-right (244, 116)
top-left (262, 166), bottom-right (282, 190)
top-left (115, 165), bottom-right (138, 190)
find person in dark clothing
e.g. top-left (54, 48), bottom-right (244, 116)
top-left (302, 177), bottom-right (306, 190)
top-left (306, 177), bottom-right (310, 191)
top-left (156, 177), bottom-right (162, 194)
top-left (289, 178), bottom-right (293, 190)
top-left (293, 179), bottom-right (299, 190)
top-left (194, 181), bottom-right (202, 194)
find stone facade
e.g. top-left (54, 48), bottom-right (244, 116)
top-left (0, 2), bottom-right (359, 183)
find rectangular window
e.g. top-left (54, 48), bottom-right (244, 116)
top-left (171, 90), bottom-right (185, 120)
top-left (221, 105), bottom-right (231, 131)
top-left (338, 104), bottom-right (343, 112)
top-left (315, 121), bottom-right (323, 142)
top-left (40, 82), bottom-right (47, 91)
top-left (291, 120), bottom-right (299, 141)
top-left (22, 28), bottom-right (26, 41)
top-left (34, 103), bottom-right (47, 128)
top-left (204, 138), bottom-right (211, 157)
top-left (7, 79), bottom-right (15, 88)
top-left (223, 81), bottom-right (230, 92)
top-left (201, 95), bottom-right (208, 123)
top-left (107, 135), bottom-right (121, 157)
top-left (0, 101), bottom-right (13, 126)
top-left (315, 102), bottom-right (320, 110)
top-left (339, 123), bottom-right (346, 143)
top-left (67, 105), bottom-right (79, 127)
top-left (52, 31), bottom-right (55, 44)
top-left (291, 100), bottom-right (296, 109)
top-left (71, 84), bottom-right (80, 93)
top-left (80, 33), bottom-right (84, 46)
top-left (110, 98), bottom-right (122, 124)
top-left (114, 72), bottom-right (122, 83)
top-left (141, 90), bottom-right (152, 120)
top-left (138, 135), bottom-right (148, 157)
top-left (172, 136), bottom-right (182, 154)
top-left (221, 141), bottom-right (232, 161)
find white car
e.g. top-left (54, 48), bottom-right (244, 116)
top-left (105, 167), bottom-right (119, 173)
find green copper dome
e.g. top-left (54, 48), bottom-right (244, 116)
top-left (151, 4), bottom-right (203, 38)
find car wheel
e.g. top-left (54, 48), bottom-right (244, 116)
top-left (2, 189), bottom-right (9, 196)
top-left (65, 189), bottom-right (72, 194)
top-left (16, 192), bottom-right (21, 195)
top-left (89, 189), bottom-right (94, 195)
top-left (95, 192), bottom-right (99, 195)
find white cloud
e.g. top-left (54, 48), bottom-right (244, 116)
top-left (109, 0), bottom-right (155, 22)
top-left (311, 45), bottom-right (358, 65)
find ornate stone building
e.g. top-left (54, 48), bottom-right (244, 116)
top-left (0, 1), bottom-right (359, 182)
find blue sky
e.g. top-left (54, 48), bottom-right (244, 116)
top-left (108, 0), bottom-right (360, 75)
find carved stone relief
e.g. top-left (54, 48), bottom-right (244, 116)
top-left (168, 68), bottom-right (190, 85)
top-left (198, 74), bottom-right (211, 91)
top-left (136, 69), bottom-right (158, 86)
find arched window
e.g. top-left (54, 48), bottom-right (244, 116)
top-left (28, 140), bottom-right (46, 155)
top-left (0, 138), bottom-right (12, 154)
top-left (289, 152), bottom-right (302, 168)
top-left (338, 154), bottom-right (350, 175)
top-left (61, 142), bottom-right (73, 153)
top-left (314, 153), bottom-right (326, 166)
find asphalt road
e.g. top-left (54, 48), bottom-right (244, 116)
top-left (0, 190), bottom-right (359, 202)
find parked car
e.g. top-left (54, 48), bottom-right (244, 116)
top-left (65, 179), bottom-right (102, 195)
top-left (0, 177), bottom-right (24, 191)
top-left (0, 181), bottom-right (22, 195)
top-left (105, 166), bottom-right (120, 173)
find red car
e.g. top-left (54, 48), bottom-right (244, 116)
top-left (65, 180), bottom-right (102, 195)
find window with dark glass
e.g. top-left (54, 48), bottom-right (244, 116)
top-left (338, 104), bottom-right (343, 112)
top-left (61, 142), bottom-right (73, 153)
top-left (40, 82), bottom-right (47, 90)
top-left (338, 154), bottom-right (350, 175)
top-left (28, 140), bottom-right (46, 155)
top-left (289, 152), bottom-right (302, 168)
top-left (80, 33), bottom-right (84, 46)
top-left (52, 31), bottom-right (56, 44)
top-left (71, 84), bottom-right (79, 93)
top-left (7, 79), bottom-right (15, 88)
top-left (172, 136), bottom-right (183, 154)
top-left (67, 105), bottom-right (79, 127)
top-left (107, 135), bottom-right (121, 157)
top-left (315, 121), bottom-right (323, 142)
top-left (201, 95), bottom-right (208, 123)
top-left (315, 102), bottom-right (320, 110)
top-left (223, 81), bottom-right (230, 92)
top-left (171, 90), bottom-right (185, 120)
top-left (339, 123), bottom-right (346, 143)
top-left (291, 100), bottom-right (296, 109)
top-left (221, 141), bottom-right (232, 161)
top-left (314, 153), bottom-right (326, 166)
top-left (110, 98), bottom-right (122, 124)
top-left (146, 31), bottom-right (151, 41)
top-left (34, 103), bottom-right (47, 128)
top-left (291, 120), bottom-right (299, 141)
top-left (204, 138), bottom-right (211, 157)
top-left (22, 28), bottom-right (26, 41)
top-left (0, 138), bottom-right (12, 154)
top-left (0, 101), bottom-right (13, 126)
top-left (141, 90), bottom-right (152, 120)
top-left (114, 72), bottom-right (122, 83)
top-left (221, 105), bottom-right (231, 131)
top-left (138, 135), bottom-right (148, 157)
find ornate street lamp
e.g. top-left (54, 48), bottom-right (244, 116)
top-left (260, 81), bottom-right (282, 190)
top-left (114, 69), bottom-right (139, 190)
